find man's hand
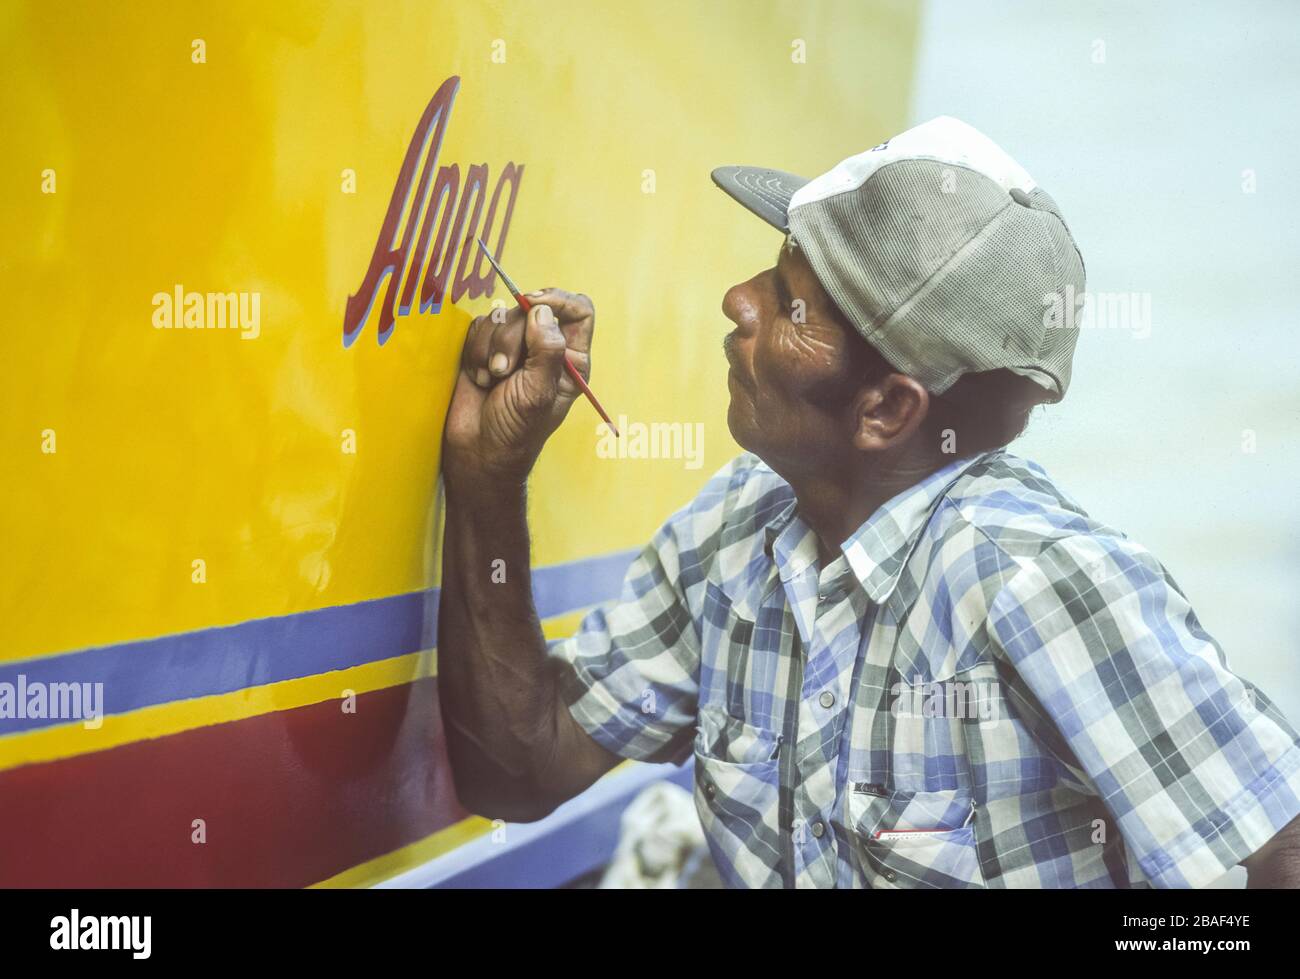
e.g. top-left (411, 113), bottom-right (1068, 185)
top-left (443, 288), bottom-right (595, 491)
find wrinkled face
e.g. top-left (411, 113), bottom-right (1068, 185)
top-left (722, 237), bottom-right (862, 476)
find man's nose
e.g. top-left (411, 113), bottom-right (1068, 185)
top-left (722, 279), bottom-right (759, 336)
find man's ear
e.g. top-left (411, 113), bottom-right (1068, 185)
top-left (850, 374), bottom-right (929, 451)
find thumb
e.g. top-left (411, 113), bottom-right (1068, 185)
top-left (519, 303), bottom-right (569, 403)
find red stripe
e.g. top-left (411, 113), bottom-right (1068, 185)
top-left (0, 677), bottom-right (468, 887)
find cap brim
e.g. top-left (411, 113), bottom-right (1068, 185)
top-left (711, 166), bottom-right (809, 233)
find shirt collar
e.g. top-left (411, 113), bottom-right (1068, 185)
top-left (763, 451), bottom-right (992, 605)
top-left (763, 499), bottom-right (802, 563)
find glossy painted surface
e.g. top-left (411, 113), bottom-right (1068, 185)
top-left (0, 0), bottom-right (919, 885)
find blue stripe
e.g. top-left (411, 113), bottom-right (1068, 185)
top-left (0, 548), bottom-right (639, 736)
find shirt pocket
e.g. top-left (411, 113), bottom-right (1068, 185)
top-left (692, 704), bottom-right (782, 886)
top-left (846, 783), bottom-right (986, 889)
top-left (886, 665), bottom-right (1001, 794)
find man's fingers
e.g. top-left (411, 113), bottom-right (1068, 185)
top-left (461, 316), bottom-right (490, 387)
top-left (487, 312), bottom-right (526, 378)
top-left (522, 303), bottom-right (567, 372)
top-left (463, 307), bottom-right (527, 386)
top-left (523, 288), bottom-right (595, 353)
top-left (462, 291), bottom-right (592, 392)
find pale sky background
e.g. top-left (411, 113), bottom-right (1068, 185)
top-left (911, 0), bottom-right (1300, 884)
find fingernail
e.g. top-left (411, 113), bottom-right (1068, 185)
top-left (475, 368), bottom-right (490, 387)
top-left (490, 352), bottom-right (508, 375)
top-left (537, 304), bottom-right (554, 326)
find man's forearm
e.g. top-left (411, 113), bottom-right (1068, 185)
top-left (1244, 813), bottom-right (1300, 888)
top-left (437, 480), bottom-right (558, 819)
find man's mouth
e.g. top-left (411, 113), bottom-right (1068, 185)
top-left (722, 332), bottom-right (742, 372)
top-left (723, 333), bottom-right (752, 393)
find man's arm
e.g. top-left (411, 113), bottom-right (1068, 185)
top-left (438, 291), bottom-right (620, 822)
top-left (1243, 813), bottom-right (1300, 888)
top-left (987, 533), bottom-right (1300, 888)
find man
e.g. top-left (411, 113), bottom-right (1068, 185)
top-left (437, 117), bottom-right (1300, 888)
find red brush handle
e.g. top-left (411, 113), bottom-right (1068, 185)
top-left (511, 291), bottom-right (619, 437)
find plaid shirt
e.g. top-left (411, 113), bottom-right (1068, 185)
top-left (548, 450), bottom-right (1300, 888)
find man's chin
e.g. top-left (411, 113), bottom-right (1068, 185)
top-left (725, 400), bottom-right (756, 454)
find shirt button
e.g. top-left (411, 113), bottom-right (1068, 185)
top-left (884, 870), bottom-right (897, 882)
top-left (704, 782), bottom-right (716, 800)
top-left (819, 690), bottom-right (835, 709)
top-left (811, 821), bottom-right (825, 839)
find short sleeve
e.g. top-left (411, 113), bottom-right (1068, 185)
top-left (546, 455), bottom-right (758, 767)
top-left (988, 533), bottom-right (1300, 888)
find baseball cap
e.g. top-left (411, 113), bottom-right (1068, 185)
top-left (711, 117), bottom-right (1086, 402)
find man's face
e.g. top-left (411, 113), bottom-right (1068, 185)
top-left (722, 237), bottom-right (862, 476)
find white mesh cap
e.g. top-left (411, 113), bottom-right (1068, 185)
top-left (711, 117), bottom-right (1087, 401)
